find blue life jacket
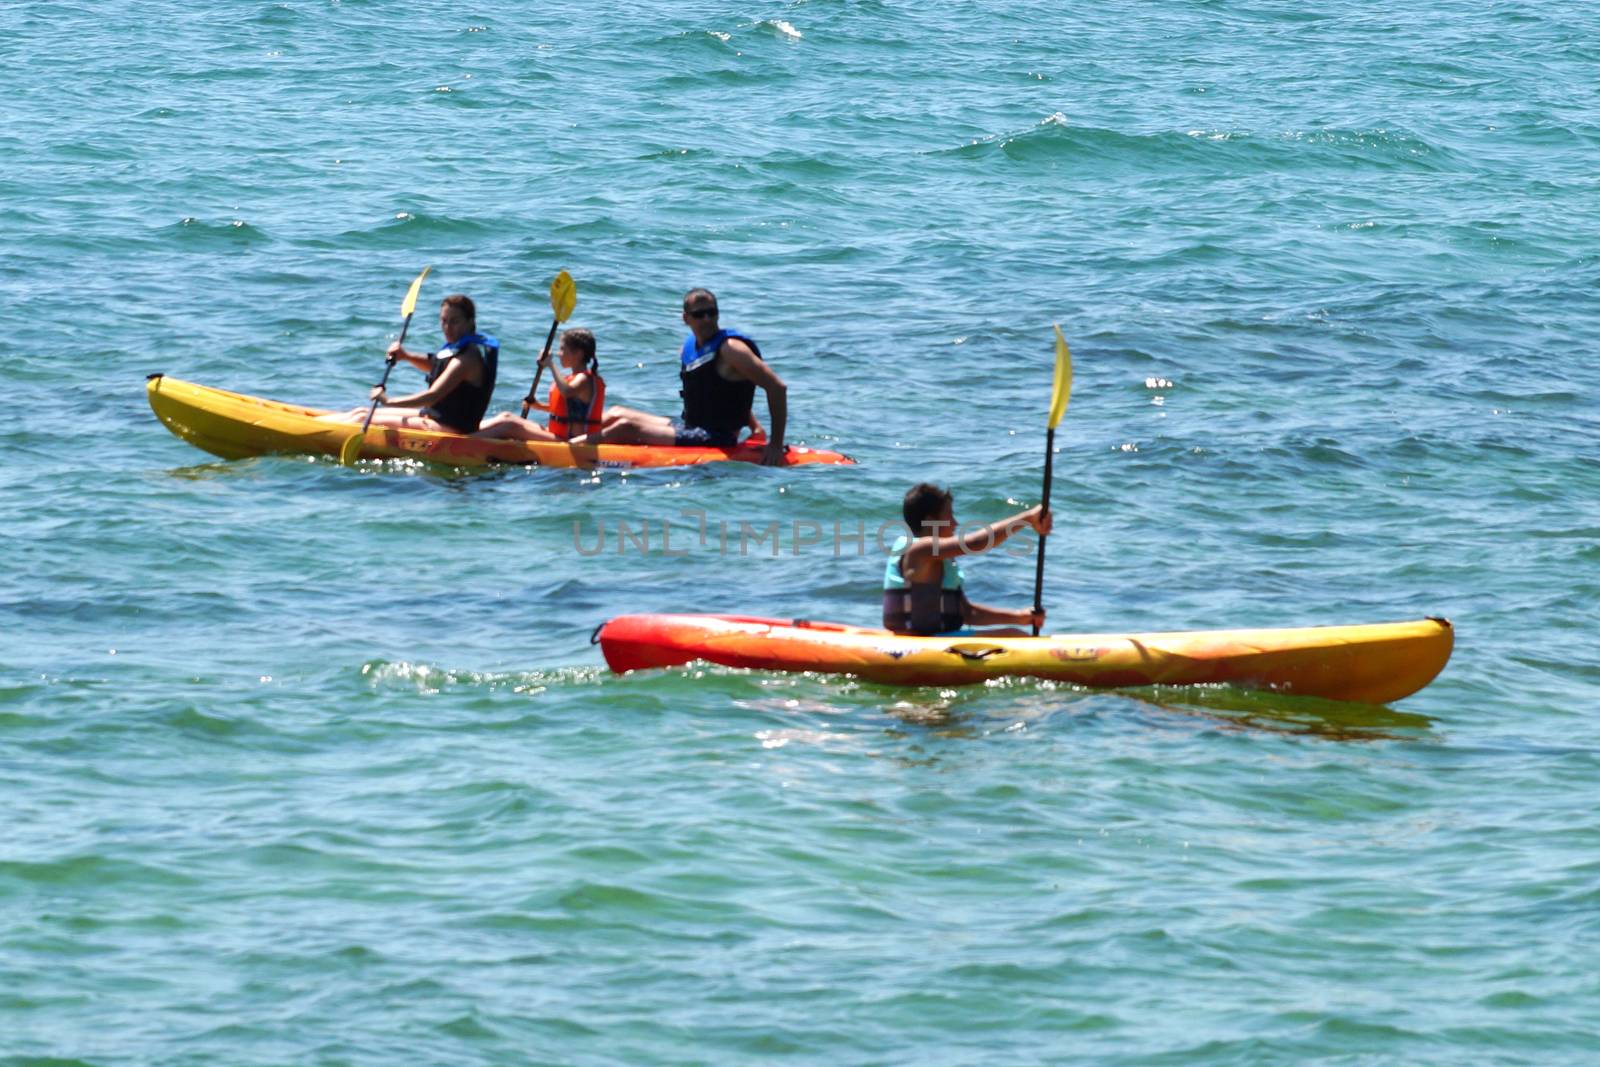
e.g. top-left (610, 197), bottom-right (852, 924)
top-left (680, 329), bottom-right (758, 437)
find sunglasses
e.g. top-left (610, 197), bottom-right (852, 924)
top-left (687, 306), bottom-right (718, 320)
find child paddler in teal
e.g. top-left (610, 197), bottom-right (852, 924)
top-left (323, 294), bottom-right (498, 434)
top-left (574, 288), bottom-right (787, 465)
top-left (475, 327), bottom-right (604, 443)
top-left (884, 483), bottom-right (1052, 637)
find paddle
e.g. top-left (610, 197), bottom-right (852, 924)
top-left (1031, 324), bottom-right (1073, 635)
top-left (520, 270), bottom-right (578, 418)
top-left (339, 265), bottom-right (432, 466)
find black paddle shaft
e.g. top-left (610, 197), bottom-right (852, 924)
top-left (521, 317), bottom-right (562, 418)
top-left (359, 311), bottom-right (417, 436)
top-left (1030, 426), bottom-right (1055, 636)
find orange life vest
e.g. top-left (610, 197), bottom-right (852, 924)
top-left (548, 372), bottom-right (604, 440)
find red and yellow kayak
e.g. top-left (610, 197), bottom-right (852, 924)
top-left (146, 375), bottom-right (855, 469)
top-left (596, 614), bottom-right (1454, 704)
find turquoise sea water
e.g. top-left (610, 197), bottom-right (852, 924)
top-left (4, 1), bottom-right (1600, 1062)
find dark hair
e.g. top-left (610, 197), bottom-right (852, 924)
top-left (561, 327), bottom-right (597, 368)
top-left (903, 482), bottom-right (953, 533)
top-left (441, 293), bottom-right (476, 329)
top-left (682, 288), bottom-right (717, 312)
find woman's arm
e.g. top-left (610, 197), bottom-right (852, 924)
top-left (379, 350), bottom-right (479, 408)
top-left (386, 341), bottom-right (433, 374)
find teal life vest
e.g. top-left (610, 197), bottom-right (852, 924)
top-left (882, 535), bottom-right (967, 635)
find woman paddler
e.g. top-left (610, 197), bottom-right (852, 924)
top-left (323, 293), bottom-right (498, 434)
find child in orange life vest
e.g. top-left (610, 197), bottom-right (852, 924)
top-left (883, 482), bottom-right (1053, 637)
top-left (475, 328), bottom-right (604, 442)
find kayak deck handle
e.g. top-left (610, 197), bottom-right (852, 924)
top-left (945, 644), bottom-right (1006, 662)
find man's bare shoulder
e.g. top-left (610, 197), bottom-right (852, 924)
top-left (716, 335), bottom-right (762, 379)
top-left (720, 334), bottom-right (760, 360)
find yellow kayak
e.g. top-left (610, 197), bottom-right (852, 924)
top-left (596, 614), bottom-right (1455, 704)
top-left (146, 375), bottom-right (856, 469)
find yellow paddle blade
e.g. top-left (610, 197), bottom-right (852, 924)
top-left (338, 428), bottom-right (364, 466)
top-left (400, 265), bottom-right (432, 319)
top-left (1048, 324), bottom-right (1073, 429)
top-left (550, 270), bottom-right (577, 322)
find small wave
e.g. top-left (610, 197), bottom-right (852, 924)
top-left (425, 85), bottom-right (491, 109)
top-left (653, 66), bottom-right (778, 91)
top-left (1293, 437), bottom-right (1369, 469)
top-left (655, 27), bottom-right (738, 53)
top-left (940, 117), bottom-right (1209, 167)
top-left (49, 140), bottom-right (129, 163)
top-left (749, 153), bottom-right (857, 180)
top-left (162, 704), bottom-right (272, 739)
top-left (761, 19), bottom-right (803, 40)
top-left (754, 726), bottom-right (860, 749)
top-left (567, 843), bottom-right (655, 865)
top-left (1273, 125), bottom-right (1460, 171)
top-left (164, 217), bottom-right (270, 246)
top-left (938, 115), bottom-right (1460, 175)
top-left (250, 3), bottom-right (302, 26)
top-left (636, 147), bottom-right (718, 162)
top-left (556, 880), bottom-right (670, 915)
top-left (361, 660), bottom-right (602, 695)
top-left (0, 854), bottom-right (198, 889)
top-left (336, 211), bottom-right (496, 248)
top-left (552, 215), bottom-right (628, 238)
top-left (438, 1013), bottom-right (501, 1041)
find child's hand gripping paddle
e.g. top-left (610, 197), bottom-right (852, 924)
top-left (1031, 325), bottom-right (1073, 635)
top-left (521, 271), bottom-right (578, 418)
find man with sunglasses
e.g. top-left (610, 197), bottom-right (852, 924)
top-left (576, 288), bottom-right (787, 465)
